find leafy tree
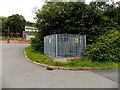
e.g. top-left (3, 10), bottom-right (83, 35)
top-left (32, 1), bottom-right (120, 55)
top-left (0, 17), bottom-right (7, 30)
top-left (32, 2), bottom-right (104, 51)
top-left (0, 17), bottom-right (2, 36)
top-left (36, 2), bottom-right (109, 42)
top-left (4, 14), bottom-right (26, 37)
top-left (0, 17), bottom-right (2, 30)
top-left (0, 17), bottom-right (8, 36)
top-left (26, 21), bottom-right (35, 27)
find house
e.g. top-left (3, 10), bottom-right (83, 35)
top-left (23, 26), bottom-right (38, 40)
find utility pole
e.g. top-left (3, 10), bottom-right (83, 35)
top-left (7, 27), bottom-right (10, 43)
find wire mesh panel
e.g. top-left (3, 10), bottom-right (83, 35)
top-left (44, 34), bottom-right (56, 57)
top-left (44, 34), bottom-right (86, 58)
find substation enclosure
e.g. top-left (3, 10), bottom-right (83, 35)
top-left (44, 34), bottom-right (86, 58)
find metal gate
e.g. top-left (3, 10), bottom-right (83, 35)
top-left (44, 34), bottom-right (86, 57)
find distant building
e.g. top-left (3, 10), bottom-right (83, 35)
top-left (23, 26), bottom-right (38, 40)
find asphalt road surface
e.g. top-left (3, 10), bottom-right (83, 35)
top-left (92, 69), bottom-right (119, 83)
top-left (0, 44), bottom-right (2, 89)
top-left (2, 44), bottom-right (119, 88)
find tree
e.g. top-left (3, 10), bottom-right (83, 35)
top-left (0, 17), bottom-right (8, 37)
top-left (0, 17), bottom-right (2, 30)
top-left (35, 2), bottom-right (108, 43)
top-left (26, 21), bottom-right (35, 27)
top-left (0, 17), bottom-right (2, 36)
top-left (5, 14), bottom-right (26, 37)
top-left (32, 2), bottom-right (103, 51)
top-left (32, 1), bottom-right (120, 52)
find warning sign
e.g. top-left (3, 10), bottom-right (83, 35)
top-left (75, 38), bottom-right (79, 43)
top-left (49, 39), bottom-right (51, 43)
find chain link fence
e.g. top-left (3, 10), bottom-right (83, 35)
top-left (44, 34), bottom-right (86, 57)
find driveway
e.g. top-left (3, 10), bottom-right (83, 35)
top-left (2, 44), bottom-right (118, 88)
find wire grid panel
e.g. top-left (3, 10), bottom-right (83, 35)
top-left (44, 34), bottom-right (56, 57)
top-left (44, 34), bottom-right (86, 58)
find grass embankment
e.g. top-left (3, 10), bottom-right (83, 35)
top-left (0, 37), bottom-right (30, 42)
top-left (9, 38), bottom-right (30, 42)
top-left (0, 36), bottom-right (5, 39)
top-left (25, 46), bottom-right (119, 69)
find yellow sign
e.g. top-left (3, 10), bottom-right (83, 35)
top-left (49, 39), bottom-right (51, 43)
top-left (75, 38), bottom-right (79, 43)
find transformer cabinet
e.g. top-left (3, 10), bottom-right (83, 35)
top-left (44, 34), bottom-right (86, 58)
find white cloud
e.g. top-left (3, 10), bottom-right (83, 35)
top-left (0, 0), bottom-right (45, 22)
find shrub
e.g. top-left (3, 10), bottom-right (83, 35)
top-left (84, 30), bottom-right (120, 62)
top-left (31, 37), bottom-right (44, 52)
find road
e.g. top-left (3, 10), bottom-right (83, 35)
top-left (2, 44), bottom-right (118, 88)
top-left (0, 44), bottom-right (2, 89)
top-left (92, 69), bottom-right (119, 83)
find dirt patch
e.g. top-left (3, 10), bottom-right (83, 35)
top-left (0, 39), bottom-right (30, 44)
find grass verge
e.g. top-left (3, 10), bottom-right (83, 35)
top-left (24, 45), bottom-right (119, 69)
top-left (0, 36), bottom-right (5, 39)
top-left (9, 38), bottom-right (30, 42)
top-left (0, 37), bottom-right (30, 42)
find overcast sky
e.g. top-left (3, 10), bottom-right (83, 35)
top-left (0, 0), bottom-right (119, 22)
top-left (0, 0), bottom-right (45, 22)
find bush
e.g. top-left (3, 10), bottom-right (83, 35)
top-left (31, 37), bottom-right (44, 52)
top-left (84, 30), bottom-right (120, 62)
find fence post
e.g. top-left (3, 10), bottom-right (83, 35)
top-left (84, 35), bottom-right (86, 49)
top-left (55, 34), bottom-right (57, 57)
top-left (7, 27), bottom-right (10, 43)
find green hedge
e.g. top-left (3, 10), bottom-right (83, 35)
top-left (31, 37), bottom-right (44, 52)
top-left (84, 30), bottom-right (120, 62)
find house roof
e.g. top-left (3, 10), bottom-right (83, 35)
top-left (25, 26), bottom-right (38, 30)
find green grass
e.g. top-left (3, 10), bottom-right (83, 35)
top-left (9, 38), bottom-right (30, 42)
top-left (24, 46), bottom-right (119, 69)
top-left (0, 36), bottom-right (5, 39)
top-left (1, 37), bottom-right (30, 42)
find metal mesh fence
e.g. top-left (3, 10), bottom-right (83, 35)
top-left (44, 34), bottom-right (86, 57)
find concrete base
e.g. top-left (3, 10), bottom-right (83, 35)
top-left (48, 56), bottom-right (81, 61)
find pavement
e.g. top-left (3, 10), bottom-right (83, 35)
top-left (0, 44), bottom-right (2, 89)
top-left (2, 44), bottom-right (119, 88)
